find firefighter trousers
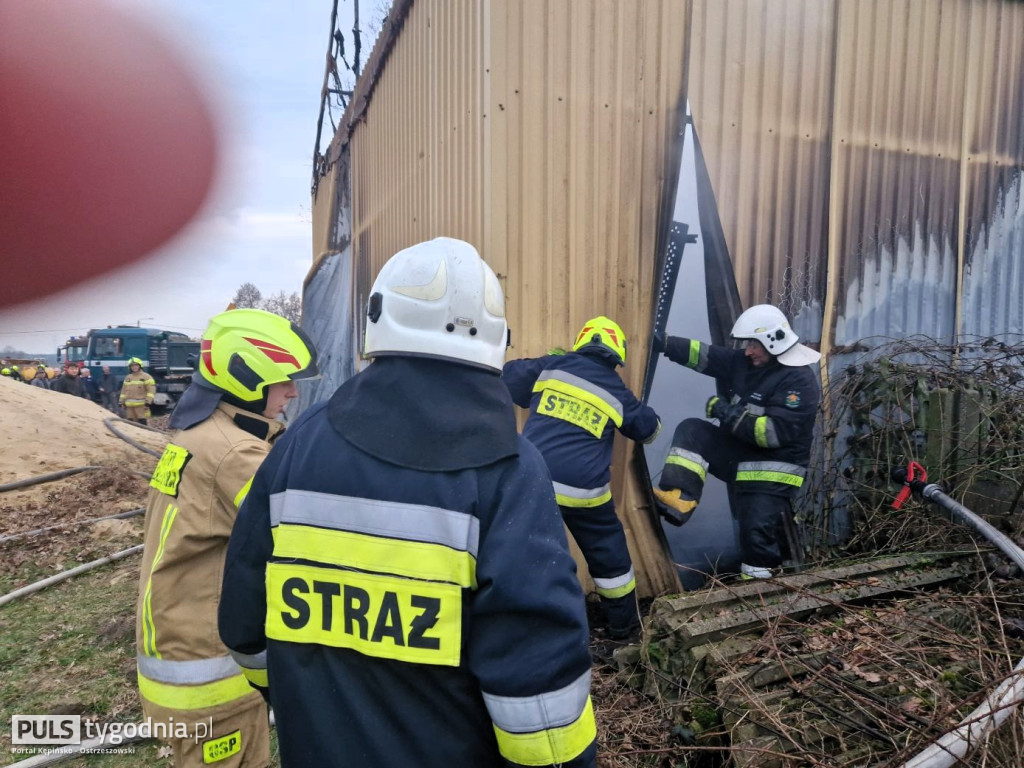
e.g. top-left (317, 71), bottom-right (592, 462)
top-left (560, 500), bottom-right (640, 634)
top-left (659, 418), bottom-right (803, 569)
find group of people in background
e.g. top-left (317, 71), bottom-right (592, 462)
top-left (1, 359), bottom-right (155, 424)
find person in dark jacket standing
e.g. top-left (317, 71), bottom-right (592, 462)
top-left (50, 362), bottom-right (90, 398)
top-left (98, 365), bottom-right (120, 412)
top-left (30, 367), bottom-right (50, 389)
top-left (503, 317), bottom-right (660, 639)
top-left (219, 238), bottom-right (597, 768)
top-left (651, 304), bottom-right (821, 579)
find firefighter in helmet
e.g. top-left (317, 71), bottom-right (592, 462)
top-left (119, 357), bottom-right (156, 423)
top-left (503, 317), bottom-right (661, 639)
top-left (137, 308), bottom-right (318, 767)
top-left (219, 238), bottom-right (597, 768)
top-left (651, 304), bottom-right (820, 579)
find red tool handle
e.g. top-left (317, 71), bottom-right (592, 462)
top-left (892, 461), bottom-right (927, 509)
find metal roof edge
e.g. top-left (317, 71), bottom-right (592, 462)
top-left (323, 0), bottom-right (415, 170)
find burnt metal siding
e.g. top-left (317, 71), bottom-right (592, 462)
top-left (959, 0), bottom-right (1024, 339)
top-left (827, 0), bottom-right (968, 347)
top-left (688, 0), bottom-right (834, 344)
top-left (349, 0), bottom-right (486, 351)
top-left (687, 0), bottom-right (1024, 349)
top-left (313, 0), bottom-right (1024, 595)
top-left (335, 0), bottom-right (689, 597)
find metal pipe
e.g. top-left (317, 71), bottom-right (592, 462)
top-left (0, 545), bottom-right (143, 607)
top-left (919, 482), bottom-right (1024, 573)
top-left (899, 658), bottom-right (1024, 768)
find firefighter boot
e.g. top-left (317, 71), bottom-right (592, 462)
top-left (652, 488), bottom-right (697, 527)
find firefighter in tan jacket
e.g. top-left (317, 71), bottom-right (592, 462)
top-left (136, 309), bottom-right (318, 767)
top-left (119, 357), bottom-right (156, 424)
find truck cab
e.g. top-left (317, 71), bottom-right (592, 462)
top-left (67, 326), bottom-right (199, 407)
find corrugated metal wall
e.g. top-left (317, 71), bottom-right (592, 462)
top-left (337, 0), bottom-right (690, 597)
top-left (313, 0), bottom-right (1024, 597)
top-left (688, 0), bottom-right (834, 343)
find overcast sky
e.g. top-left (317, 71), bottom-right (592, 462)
top-left (1, 0), bottom-right (376, 355)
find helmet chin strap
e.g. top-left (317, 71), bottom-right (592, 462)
top-left (222, 389), bottom-right (270, 416)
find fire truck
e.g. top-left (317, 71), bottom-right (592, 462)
top-left (60, 326), bottom-right (199, 407)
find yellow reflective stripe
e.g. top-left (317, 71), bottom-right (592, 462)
top-left (272, 524), bottom-right (477, 588)
top-left (554, 489), bottom-right (612, 508)
top-left (493, 696), bottom-right (596, 766)
top-left (138, 671), bottom-right (254, 711)
top-left (754, 416), bottom-right (769, 448)
top-left (594, 577), bottom-right (635, 600)
top-left (266, 562), bottom-right (462, 667)
top-left (142, 503), bottom-right (179, 658)
top-left (240, 667), bottom-right (268, 688)
top-left (665, 455), bottom-right (707, 482)
top-left (531, 378), bottom-right (623, 427)
top-left (687, 339), bottom-right (701, 368)
top-left (735, 470), bottom-right (804, 487)
top-left (234, 476), bottom-right (255, 509)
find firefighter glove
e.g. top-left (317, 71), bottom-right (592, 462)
top-left (707, 396), bottom-right (744, 427)
top-left (651, 330), bottom-right (668, 355)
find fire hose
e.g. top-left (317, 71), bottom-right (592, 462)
top-left (891, 463), bottom-right (1024, 768)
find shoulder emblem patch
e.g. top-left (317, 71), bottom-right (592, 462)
top-left (784, 391), bottom-right (801, 409)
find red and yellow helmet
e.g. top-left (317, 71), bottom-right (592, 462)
top-left (572, 316), bottom-right (627, 365)
top-left (198, 309), bottom-right (318, 402)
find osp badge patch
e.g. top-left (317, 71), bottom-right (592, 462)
top-left (785, 391), bottom-right (801, 409)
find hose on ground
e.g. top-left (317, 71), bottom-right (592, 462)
top-left (0, 545), bottom-right (143, 608)
top-left (103, 416), bottom-right (166, 457)
top-left (0, 466), bottom-right (105, 493)
top-left (0, 465), bottom-right (152, 497)
top-left (0, 507), bottom-right (145, 546)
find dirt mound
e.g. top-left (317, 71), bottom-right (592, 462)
top-left (0, 375), bottom-right (166, 511)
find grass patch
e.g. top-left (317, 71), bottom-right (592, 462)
top-left (0, 557), bottom-right (283, 766)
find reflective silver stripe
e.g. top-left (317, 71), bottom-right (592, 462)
top-left (761, 418), bottom-right (780, 448)
top-left (534, 370), bottom-right (624, 421)
top-left (228, 649), bottom-right (267, 670)
top-left (551, 481), bottom-right (611, 501)
top-left (642, 420), bottom-right (662, 445)
top-left (668, 448), bottom-right (708, 472)
top-left (737, 461), bottom-right (806, 478)
top-left (269, 490), bottom-right (479, 558)
top-left (592, 567), bottom-right (635, 592)
top-left (483, 669), bottom-right (591, 733)
top-left (136, 655), bottom-right (240, 684)
top-left (746, 404), bottom-right (766, 416)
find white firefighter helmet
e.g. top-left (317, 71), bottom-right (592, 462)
top-left (730, 304), bottom-right (821, 367)
top-left (363, 237), bottom-right (508, 371)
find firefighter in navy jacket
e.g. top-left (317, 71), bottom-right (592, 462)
top-left (503, 317), bottom-right (660, 638)
top-left (219, 238), bottom-right (597, 768)
top-left (652, 304), bottom-right (820, 579)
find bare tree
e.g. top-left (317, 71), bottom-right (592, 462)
top-left (231, 282), bottom-right (263, 309)
top-left (261, 290), bottom-right (303, 325)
